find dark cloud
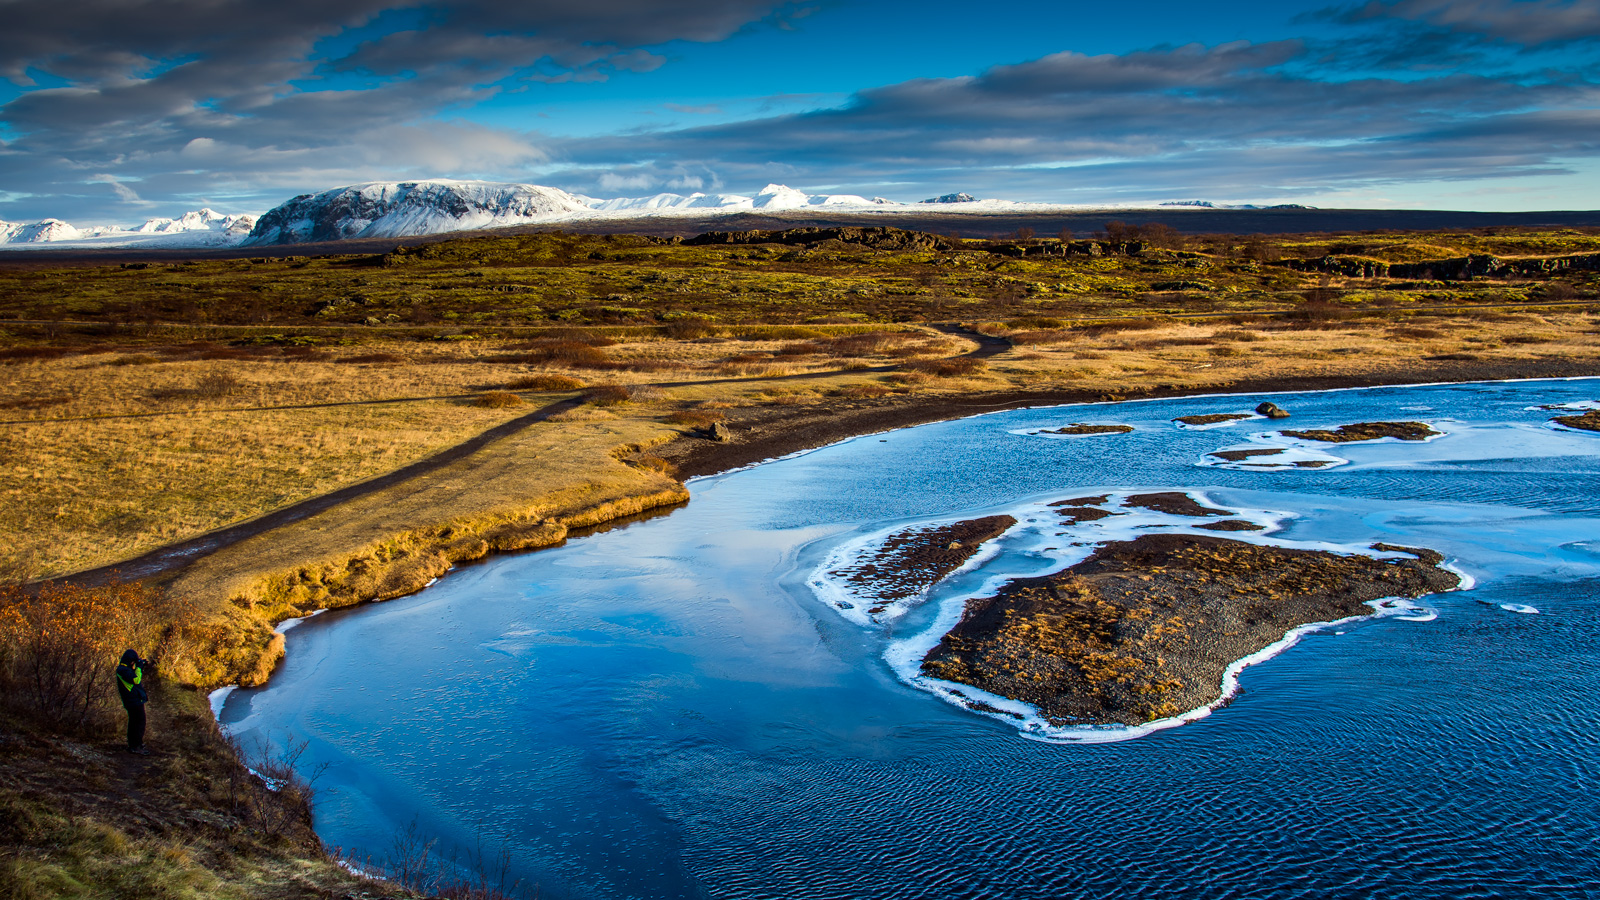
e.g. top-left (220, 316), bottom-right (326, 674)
top-left (1, 1), bottom-right (1597, 221)
top-left (0, 0), bottom-right (792, 220)
top-left (544, 39), bottom-right (1600, 201)
top-left (1329, 0), bottom-right (1600, 47)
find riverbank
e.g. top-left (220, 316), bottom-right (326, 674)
top-left (657, 355), bottom-right (1600, 478)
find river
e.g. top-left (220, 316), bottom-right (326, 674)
top-left (220, 378), bottom-right (1600, 899)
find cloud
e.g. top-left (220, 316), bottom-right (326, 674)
top-left (1327, 0), bottom-right (1600, 47)
top-left (0, 0), bottom-right (793, 219)
top-left (89, 174), bottom-right (144, 203)
top-left (534, 35), bottom-right (1600, 202)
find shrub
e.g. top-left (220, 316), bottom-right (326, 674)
top-left (0, 346), bottom-right (75, 362)
top-left (1076, 318), bottom-right (1164, 336)
top-left (774, 341), bottom-right (823, 356)
top-left (831, 383), bottom-right (891, 399)
top-left (633, 456), bottom-right (676, 475)
top-left (0, 580), bottom-right (175, 733)
top-left (531, 328), bottom-right (615, 347)
top-left (1009, 329), bottom-right (1074, 346)
top-left (473, 391), bottom-right (525, 409)
top-left (907, 357), bottom-right (985, 377)
top-left (665, 410), bottom-right (726, 428)
top-left (584, 384), bottom-right (632, 406)
top-left (664, 321), bottom-right (716, 340)
top-left (508, 340), bottom-right (609, 367)
top-left (504, 374), bottom-right (584, 391)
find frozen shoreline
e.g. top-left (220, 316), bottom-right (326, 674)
top-left (818, 488), bottom-right (1469, 743)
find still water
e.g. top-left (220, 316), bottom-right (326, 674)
top-left (222, 379), bottom-right (1600, 899)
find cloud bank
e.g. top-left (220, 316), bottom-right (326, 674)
top-left (2, 0), bottom-right (1598, 220)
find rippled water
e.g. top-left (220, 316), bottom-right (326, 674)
top-left (222, 379), bottom-right (1600, 899)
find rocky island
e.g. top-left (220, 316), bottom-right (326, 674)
top-left (1035, 423), bottom-right (1134, 435)
top-left (829, 515), bottom-right (1017, 616)
top-left (1173, 413), bottom-right (1251, 426)
top-left (1553, 409), bottom-right (1600, 432)
top-left (922, 534), bottom-right (1459, 726)
top-left (1281, 421), bottom-right (1441, 442)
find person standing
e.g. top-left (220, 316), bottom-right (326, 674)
top-left (116, 649), bottom-right (150, 755)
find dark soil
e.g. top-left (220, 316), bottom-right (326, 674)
top-left (1195, 520), bottom-right (1266, 532)
top-left (921, 533), bottom-right (1460, 726)
top-left (1280, 421), bottom-right (1441, 442)
top-left (1174, 413), bottom-right (1250, 425)
top-left (1208, 448), bottom-right (1285, 461)
top-left (828, 515), bottom-right (1018, 611)
top-left (1123, 492), bottom-right (1231, 517)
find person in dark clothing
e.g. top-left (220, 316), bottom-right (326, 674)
top-left (116, 649), bottom-right (150, 755)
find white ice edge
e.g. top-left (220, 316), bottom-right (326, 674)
top-left (807, 515), bottom-right (1021, 627)
top-left (824, 488), bottom-right (1466, 744)
top-left (272, 607), bottom-right (327, 635)
top-left (1546, 420), bottom-right (1600, 435)
top-left (207, 685), bottom-right (237, 720)
top-left (1197, 421), bottom-right (1454, 471)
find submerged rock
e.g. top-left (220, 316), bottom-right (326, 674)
top-left (1256, 402), bottom-right (1291, 419)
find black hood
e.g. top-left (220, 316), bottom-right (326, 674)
top-left (120, 649), bottom-right (139, 666)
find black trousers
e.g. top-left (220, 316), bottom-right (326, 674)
top-left (125, 703), bottom-right (146, 750)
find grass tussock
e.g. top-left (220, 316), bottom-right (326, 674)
top-left (584, 384), bottom-right (632, 407)
top-left (472, 391), bottom-right (525, 409)
top-left (502, 373), bottom-right (585, 391)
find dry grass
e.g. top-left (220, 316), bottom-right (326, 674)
top-left (0, 400), bottom-right (533, 578)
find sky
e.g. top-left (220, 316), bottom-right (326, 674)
top-left (2, 0), bottom-right (1599, 223)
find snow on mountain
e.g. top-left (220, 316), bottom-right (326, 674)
top-left (243, 180), bottom-right (592, 245)
top-left (135, 208), bottom-right (256, 236)
top-left (3, 179), bottom-right (1316, 250)
top-left (588, 184), bottom-right (892, 214)
top-left (0, 208), bottom-right (257, 250)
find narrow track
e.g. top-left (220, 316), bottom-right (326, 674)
top-left (65, 395), bottom-right (584, 585)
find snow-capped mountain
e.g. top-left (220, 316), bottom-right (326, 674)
top-left (135, 208), bottom-right (256, 236)
top-left (3, 178), bottom-right (1311, 250)
top-left (587, 183), bottom-right (891, 213)
top-left (0, 208), bottom-right (258, 249)
top-left (242, 180), bottom-right (593, 245)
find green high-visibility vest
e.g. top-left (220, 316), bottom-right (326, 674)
top-left (117, 664), bottom-right (142, 692)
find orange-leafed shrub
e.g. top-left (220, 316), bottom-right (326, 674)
top-left (585, 384), bottom-right (632, 406)
top-left (505, 373), bottom-right (586, 391)
top-left (0, 580), bottom-right (175, 732)
top-left (473, 391), bottom-right (525, 409)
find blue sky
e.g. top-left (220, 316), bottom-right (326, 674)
top-left (2, 0), bottom-right (1598, 222)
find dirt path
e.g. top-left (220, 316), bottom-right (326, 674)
top-left (65, 395), bottom-right (586, 585)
